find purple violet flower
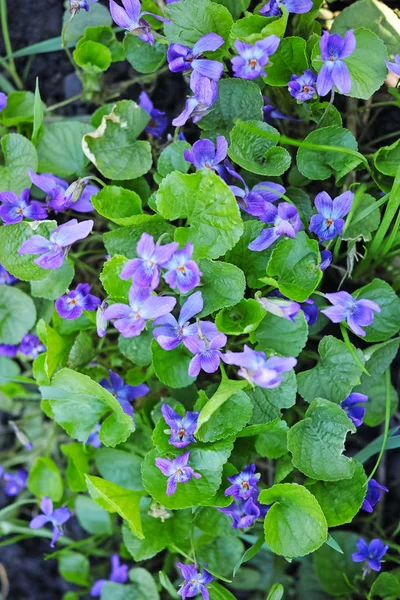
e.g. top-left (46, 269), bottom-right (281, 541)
top-left (103, 286), bottom-right (176, 338)
top-left (259, 0), bottom-right (313, 16)
top-left (263, 96), bottom-right (298, 124)
top-left (18, 218), bottom-right (93, 270)
top-left (267, 290), bottom-right (318, 325)
top-left (96, 300), bottom-right (108, 338)
top-left (153, 291), bottom-right (203, 351)
top-left (317, 30), bottom-right (356, 96)
top-left (0, 93), bottom-right (7, 112)
top-left (0, 343), bottom-right (18, 357)
top-left (232, 36), bottom-right (280, 80)
top-left (90, 555), bottom-right (129, 597)
top-left (70, 0), bottom-right (98, 13)
top-left (321, 291), bottom-right (381, 337)
top-left (361, 479), bottom-right (389, 513)
top-left (223, 345), bottom-right (296, 388)
top-left (0, 189), bottom-right (47, 224)
top-left (29, 497), bottom-right (71, 548)
top-left (228, 170), bottom-right (285, 214)
top-left (288, 69), bottom-right (317, 101)
top-left (219, 497), bottom-right (261, 529)
top-left (177, 563), bottom-right (213, 600)
top-left (109, 0), bottom-right (170, 44)
top-left (163, 243), bottom-right (202, 294)
top-left (9, 420), bottom-right (33, 451)
top-left (184, 136), bottom-right (228, 172)
top-left (256, 295), bottom-right (300, 322)
top-left (87, 423), bottom-right (102, 448)
top-left (167, 33), bottom-right (224, 81)
top-left (386, 54), bottom-right (400, 77)
top-left (225, 464), bottom-right (261, 500)
top-left (155, 451), bottom-right (202, 496)
top-left (173, 73), bottom-right (218, 126)
top-left (0, 468), bottom-right (28, 496)
top-left (185, 332), bottom-right (227, 377)
top-left (340, 392), bottom-right (368, 428)
top-left (0, 263), bottom-right (18, 285)
top-left (19, 334), bottom-right (46, 360)
top-left (29, 170), bottom-right (96, 213)
top-left (161, 404), bottom-right (199, 448)
top-left (120, 232), bottom-right (178, 290)
top-left (248, 202), bottom-right (302, 252)
top-left (352, 538), bottom-right (388, 573)
top-left (139, 91), bottom-right (168, 138)
top-left (55, 283), bottom-right (100, 320)
top-left (100, 370), bottom-right (149, 417)
top-left (309, 191), bottom-right (354, 241)
top-left (319, 249), bottom-right (332, 271)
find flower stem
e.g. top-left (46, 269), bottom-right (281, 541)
top-left (0, 0), bottom-right (23, 89)
top-left (340, 323), bottom-right (370, 377)
top-left (367, 369), bottom-right (392, 482)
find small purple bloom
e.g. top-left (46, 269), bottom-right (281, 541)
top-left (256, 295), bottom-right (301, 322)
top-left (29, 497), bottom-right (71, 548)
top-left (163, 243), bottom-right (202, 294)
top-left (139, 91), bottom-right (168, 138)
top-left (100, 369), bottom-right (149, 417)
top-left (317, 30), bottom-right (356, 96)
top-left (0, 93), bottom-right (7, 112)
top-left (184, 136), bottom-right (227, 172)
top-left (153, 291), bottom-right (204, 351)
top-left (228, 170), bottom-right (285, 214)
top-left (0, 469), bottom-right (28, 496)
top-left (19, 334), bottom-right (46, 360)
top-left (263, 96), bottom-right (298, 124)
top-left (319, 249), bottom-right (332, 271)
top-left (90, 555), bottom-right (129, 597)
top-left (168, 33), bottom-right (224, 81)
top-left (87, 423), bottom-right (102, 448)
top-left (18, 218), bottom-right (94, 270)
top-left (340, 392), bottom-right (368, 428)
top-left (386, 54), bottom-right (400, 77)
top-left (155, 451), bottom-right (202, 496)
top-left (96, 300), bottom-right (108, 338)
top-left (0, 263), bottom-right (18, 285)
top-left (225, 464), bottom-right (261, 500)
top-left (120, 232), bottom-right (178, 290)
top-left (361, 479), bottom-right (389, 513)
top-left (223, 344), bottom-right (296, 388)
top-left (232, 36), bottom-right (280, 80)
top-left (0, 189), bottom-right (47, 224)
top-left (0, 343), bottom-right (18, 357)
top-left (70, 0), bottom-right (98, 12)
top-left (248, 202), bottom-right (302, 252)
top-left (29, 170), bottom-right (96, 213)
top-left (185, 332), bottom-right (227, 377)
top-left (109, 0), bottom-right (169, 44)
top-left (172, 73), bottom-right (218, 127)
top-left (9, 420), bottom-right (33, 451)
top-left (161, 404), bottom-right (199, 448)
top-left (288, 69), bottom-right (317, 101)
top-left (55, 283), bottom-right (100, 320)
top-left (321, 291), bottom-right (381, 337)
top-left (219, 497), bottom-right (260, 529)
top-left (352, 538), bottom-right (388, 573)
top-left (260, 0), bottom-right (313, 16)
top-left (267, 290), bottom-right (318, 325)
top-left (104, 286), bottom-right (176, 338)
top-left (309, 191), bottom-right (354, 241)
top-left (177, 563), bottom-right (213, 600)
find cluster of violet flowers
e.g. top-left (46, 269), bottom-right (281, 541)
top-left (0, 333), bottom-right (45, 360)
